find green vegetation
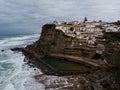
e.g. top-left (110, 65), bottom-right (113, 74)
top-left (83, 17), bottom-right (88, 23)
top-left (70, 27), bottom-right (74, 31)
top-left (103, 32), bottom-right (120, 42)
top-left (43, 24), bottom-right (55, 29)
top-left (42, 56), bottom-right (91, 72)
top-left (110, 20), bottom-right (120, 26)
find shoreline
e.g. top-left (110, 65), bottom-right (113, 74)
top-left (10, 47), bottom-right (107, 76)
top-left (22, 49), bottom-right (117, 90)
top-left (22, 49), bottom-right (91, 76)
top-left (10, 48), bottom-right (92, 89)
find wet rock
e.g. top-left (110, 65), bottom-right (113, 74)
top-left (11, 47), bottom-right (23, 52)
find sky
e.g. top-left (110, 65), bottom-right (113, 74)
top-left (0, 0), bottom-right (120, 35)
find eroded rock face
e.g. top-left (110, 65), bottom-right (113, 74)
top-left (100, 32), bottom-right (120, 89)
top-left (26, 24), bottom-right (79, 55)
top-left (24, 24), bottom-right (120, 90)
top-left (33, 69), bottom-right (120, 90)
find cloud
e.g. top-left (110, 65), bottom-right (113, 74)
top-left (0, 0), bottom-right (120, 34)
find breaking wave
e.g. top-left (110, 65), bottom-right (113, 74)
top-left (0, 34), bottom-right (45, 90)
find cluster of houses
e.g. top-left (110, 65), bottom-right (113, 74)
top-left (53, 20), bottom-right (120, 45)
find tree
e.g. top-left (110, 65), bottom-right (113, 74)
top-left (83, 17), bottom-right (88, 23)
top-left (70, 27), bottom-right (74, 31)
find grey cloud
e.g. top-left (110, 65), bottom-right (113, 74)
top-left (0, 0), bottom-right (120, 34)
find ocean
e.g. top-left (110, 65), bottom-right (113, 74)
top-left (0, 34), bottom-right (45, 90)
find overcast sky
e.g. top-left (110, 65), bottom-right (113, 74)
top-left (0, 0), bottom-right (120, 34)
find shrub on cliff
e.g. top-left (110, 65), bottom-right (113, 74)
top-left (110, 20), bottom-right (120, 26)
top-left (43, 24), bottom-right (55, 29)
top-left (103, 32), bottom-right (120, 42)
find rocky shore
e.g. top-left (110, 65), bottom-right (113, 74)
top-left (20, 24), bottom-right (120, 90)
top-left (23, 50), bottom-right (119, 90)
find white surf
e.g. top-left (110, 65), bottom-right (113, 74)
top-left (0, 34), bottom-right (45, 90)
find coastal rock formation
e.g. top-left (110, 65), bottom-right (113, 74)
top-left (23, 24), bottom-right (120, 90)
top-left (25, 24), bottom-right (94, 59)
top-left (34, 74), bottom-right (91, 90)
top-left (102, 32), bottom-right (120, 87)
top-left (26, 24), bottom-right (79, 55)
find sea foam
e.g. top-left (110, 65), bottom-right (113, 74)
top-left (0, 34), bottom-right (45, 90)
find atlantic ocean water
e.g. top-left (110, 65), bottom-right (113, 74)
top-left (0, 34), bottom-right (45, 90)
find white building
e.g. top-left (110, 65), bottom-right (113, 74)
top-left (105, 25), bottom-right (119, 32)
top-left (55, 20), bottom-right (105, 45)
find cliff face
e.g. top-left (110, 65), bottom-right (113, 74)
top-left (26, 24), bottom-right (79, 55)
top-left (24, 24), bottom-right (120, 90)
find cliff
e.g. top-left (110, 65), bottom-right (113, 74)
top-left (23, 24), bottom-right (120, 90)
top-left (26, 24), bottom-right (79, 56)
